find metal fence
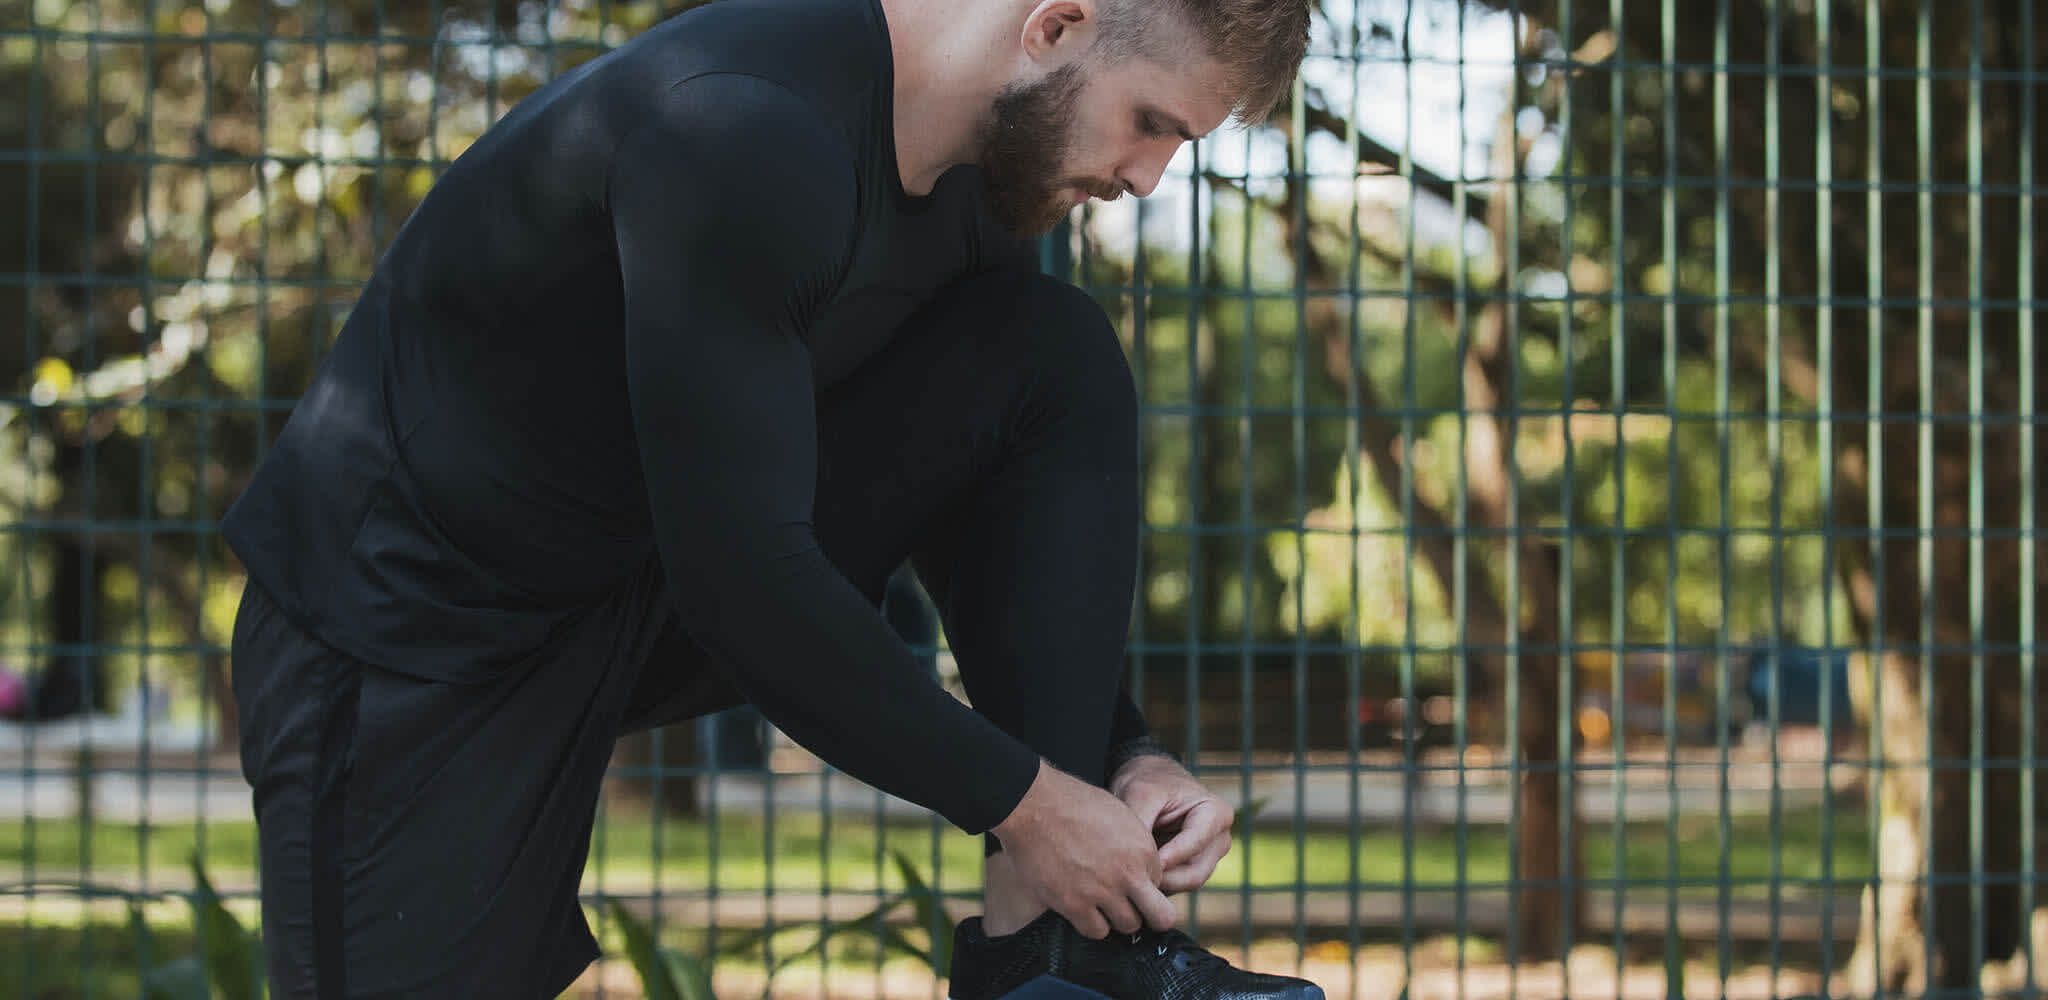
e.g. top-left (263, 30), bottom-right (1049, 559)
top-left (3, 0), bottom-right (2043, 997)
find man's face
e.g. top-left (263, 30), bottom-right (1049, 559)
top-left (979, 53), bottom-right (1237, 237)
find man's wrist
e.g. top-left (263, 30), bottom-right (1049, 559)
top-left (1105, 735), bottom-right (1182, 788)
top-left (989, 758), bottom-right (1049, 842)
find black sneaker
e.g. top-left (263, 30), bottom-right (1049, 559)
top-left (947, 910), bottom-right (1326, 1000)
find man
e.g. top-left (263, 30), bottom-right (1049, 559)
top-left (223, 0), bottom-right (1319, 996)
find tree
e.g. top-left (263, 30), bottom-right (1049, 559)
top-left (1823, 8), bottom-right (2046, 992)
top-left (3, 0), bottom-right (674, 740)
top-left (1486, 0), bottom-right (2046, 989)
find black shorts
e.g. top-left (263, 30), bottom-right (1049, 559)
top-left (231, 562), bottom-right (740, 999)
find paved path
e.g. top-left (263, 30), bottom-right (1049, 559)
top-left (1, 756), bottom-right (1848, 825)
top-left (2, 863), bottom-right (1861, 946)
top-left (3, 719), bottom-right (1869, 947)
top-left (2, 713), bottom-right (1861, 827)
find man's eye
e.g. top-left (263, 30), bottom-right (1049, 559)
top-left (1139, 115), bottom-right (1166, 138)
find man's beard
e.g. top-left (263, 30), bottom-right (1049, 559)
top-left (978, 63), bottom-right (1117, 237)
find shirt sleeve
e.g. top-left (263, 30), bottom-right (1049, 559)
top-left (1108, 683), bottom-right (1151, 746)
top-left (608, 75), bottom-right (1043, 834)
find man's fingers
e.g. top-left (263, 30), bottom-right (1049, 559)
top-left (1160, 832), bottom-right (1232, 893)
top-left (1103, 897), bottom-right (1145, 936)
top-left (1066, 904), bottom-right (1111, 940)
top-left (1155, 829), bottom-right (1199, 869)
top-left (1152, 798), bottom-right (1198, 829)
top-left (1157, 801), bottom-right (1230, 869)
top-left (1133, 882), bottom-right (1179, 931)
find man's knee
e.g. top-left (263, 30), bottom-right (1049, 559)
top-left (960, 269), bottom-right (1137, 427)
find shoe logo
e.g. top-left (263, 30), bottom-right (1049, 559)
top-left (1155, 943), bottom-right (1169, 957)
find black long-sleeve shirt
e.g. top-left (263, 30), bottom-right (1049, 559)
top-left (222, 0), bottom-right (1145, 835)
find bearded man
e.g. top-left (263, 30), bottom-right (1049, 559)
top-left (223, 0), bottom-right (1319, 996)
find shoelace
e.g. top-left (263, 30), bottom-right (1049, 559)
top-left (1128, 929), bottom-right (1230, 971)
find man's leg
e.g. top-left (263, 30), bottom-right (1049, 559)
top-left (623, 267), bottom-right (1140, 926)
top-left (625, 266), bottom-right (1140, 772)
top-left (235, 561), bottom-right (681, 999)
top-left (619, 269), bottom-right (1321, 1000)
top-left (818, 268), bottom-right (1142, 933)
top-left (805, 273), bottom-right (1325, 1000)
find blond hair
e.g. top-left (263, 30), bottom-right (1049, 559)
top-left (1094, 0), bottom-right (1311, 125)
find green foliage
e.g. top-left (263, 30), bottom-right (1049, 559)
top-left (1233, 796), bottom-right (1270, 836)
top-left (715, 801), bottom-right (1261, 991)
top-left (5, 0), bottom-right (1876, 747)
top-left (603, 897), bottom-right (719, 1000)
top-left (122, 852), bottom-right (267, 1000)
top-left (714, 846), bottom-right (959, 987)
top-left (12, 804), bottom-right (1876, 917)
top-left (886, 847), bottom-right (955, 974)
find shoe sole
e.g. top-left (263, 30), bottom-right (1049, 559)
top-left (951, 975), bottom-right (1112, 1000)
top-left (950, 974), bottom-right (1326, 1000)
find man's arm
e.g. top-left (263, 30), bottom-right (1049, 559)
top-left (609, 76), bottom-right (1041, 834)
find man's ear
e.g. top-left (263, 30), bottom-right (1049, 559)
top-left (1018, 0), bottom-right (1097, 62)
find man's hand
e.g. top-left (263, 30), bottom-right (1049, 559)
top-left (1108, 754), bottom-right (1233, 894)
top-left (991, 760), bottom-right (1180, 939)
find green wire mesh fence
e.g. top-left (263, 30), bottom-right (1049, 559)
top-left (2, 0), bottom-right (2042, 998)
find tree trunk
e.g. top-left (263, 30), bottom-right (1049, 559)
top-left (1469, 82), bottom-right (1580, 961)
top-left (1512, 640), bottom-right (1571, 962)
top-left (1263, 159), bottom-right (1506, 714)
top-left (1468, 316), bottom-right (1578, 963)
top-left (33, 440), bottom-right (110, 720)
top-left (33, 533), bottom-right (110, 719)
top-left (1822, 1), bottom-right (2047, 989)
top-left (1828, 51), bottom-right (2041, 983)
top-left (1269, 68), bottom-right (1574, 953)
top-left (1267, 87), bottom-right (1577, 949)
top-left (1834, 325), bottom-right (2042, 995)
top-left (1486, 0), bottom-right (2047, 983)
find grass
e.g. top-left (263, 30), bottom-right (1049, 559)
top-left (2, 820), bottom-right (263, 889)
top-left (3, 802), bottom-right (1872, 901)
top-left (0, 918), bottom-right (193, 1000)
top-left (1227, 807), bottom-right (1873, 895)
top-left (0, 910), bottom-right (942, 1000)
top-left (0, 804), bottom-right (1871, 998)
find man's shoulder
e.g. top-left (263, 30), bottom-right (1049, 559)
top-left (612, 0), bottom-right (890, 140)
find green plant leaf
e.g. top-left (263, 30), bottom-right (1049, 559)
top-left (888, 848), bottom-right (954, 975)
top-left (660, 947), bottom-right (718, 1000)
top-left (712, 906), bottom-right (899, 968)
top-left (184, 851), bottom-right (265, 1000)
top-left (875, 923), bottom-right (933, 969)
top-left (713, 918), bottom-right (812, 960)
top-left (129, 900), bottom-right (158, 981)
top-left (141, 956), bottom-right (215, 1000)
top-left (606, 897), bottom-right (687, 1000)
top-left (1232, 797), bottom-right (1270, 835)
top-left (757, 915), bottom-right (934, 986)
top-left (754, 896), bottom-right (907, 982)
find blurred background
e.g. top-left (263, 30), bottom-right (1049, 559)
top-left (1, 0), bottom-right (2042, 998)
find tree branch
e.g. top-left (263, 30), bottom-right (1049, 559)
top-left (1290, 85), bottom-right (1492, 228)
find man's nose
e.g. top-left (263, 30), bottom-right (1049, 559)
top-left (1117, 144), bottom-right (1180, 199)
